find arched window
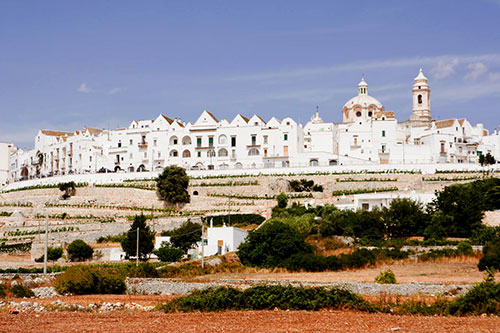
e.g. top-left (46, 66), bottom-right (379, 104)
top-left (368, 111), bottom-right (373, 117)
top-left (309, 159), bottom-right (319, 166)
top-left (207, 150), bottom-right (216, 157)
top-left (182, 136), bottom-right (192, 145)
top-left (170, 136), bottom-right (178, 145)
top-left (329, 160), bottom-right (337, 166)
top-left (170, 150), bottom-right (178, 157)
top-left (218, 134), bottom-right (227, 145)
top-left (418, 94), bottom-right (422, 104)
top-left (182, 150), bottom-right (191, 158)
top-left (235, 162), bottom-right (243, 169)
top-left (218, 148), bottom-right (228, 157)
top-left (248, 148), bottom-right (260, 156)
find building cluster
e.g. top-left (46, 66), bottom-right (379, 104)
top-left (2, 68), bottom-right (500, 185)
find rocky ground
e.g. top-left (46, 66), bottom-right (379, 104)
top-left (1, 310), bottom-right (500, 333)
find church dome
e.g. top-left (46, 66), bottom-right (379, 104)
top-left (343, 94), bottom-right (383, 109)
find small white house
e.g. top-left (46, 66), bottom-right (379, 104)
top-left (198, 225), bottom-right (248, 257)
top-left (154, 236), bottom-right (171, 250)
top-left (350, 192), bottom-right (436, 211)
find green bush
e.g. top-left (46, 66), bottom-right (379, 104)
top-left (10, 284), bottom-right (35, 298)
top-left (478, 240), bottom-right (500, 271)
top-left (154, 242), bottom-right (184, 262)
top-left (276, 193), bottom-right (288, 208)
top-left (0, 284), bottom-right (6, 298)
top-left (160, 285), bottom-right (372, 312)
top-left (448, 274), bottom-right (500, 315)
top-left (67, 239), bottom-right (94, 262)
top-left (202, 214), bottom-right (265, 227)
top-left (340, 249), bottom-right (376, 268)
top-left (54, 266), bottom-right (126, 295)
top-left (162, 220), bottom-right (201, 253)
top-left (375, 269), bottom-right (396, 284)
top-left (237, 220), bottom-right (314, 268)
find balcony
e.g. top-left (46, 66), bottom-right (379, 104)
top-left (350, 144), bottom-right (361, 149)
top-left (138, 142), bottom-right (148, 149)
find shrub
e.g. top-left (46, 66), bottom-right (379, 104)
top-left (160, 285), bottom-right (372, 312)
top-left (41, 247), bottom-right (64, 262)
top-left (448, 273), bottom-right (500, 315)
top-left (154, 242), bottom-right (184, 262)
top-left (237, 220), bottom-right (314, 268)
top-left (375, 269), bottom-right (396, 284)
top-left (128, 262), bottom-right (160, 278)
top-left (66, 239), bottom-right (94, 262)
top-left (457, 241), bottom-right (473, 255)
top-left (340, 248), bottom-right (376, 268)
top-left (10, 284), bottom-right (35, 298)
top-left (59, 181), bottom-right (76, 200)
top-left (54, 266), bottom-right (126, 295)
top-left (0, 284), bottom-right (6, 298)
top-left (162, 220), bottom-right (201, 253)
top-left (478, 240), bottom-right (500, 271)
top-left (276, 193), bottom-right (288, 208)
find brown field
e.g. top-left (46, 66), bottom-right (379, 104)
top-left (1, 310), bottom-right (500, 333)
top-left (201, 259), bottom-right (494, 285)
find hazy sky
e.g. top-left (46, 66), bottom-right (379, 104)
top-left (1, 0), bottom-right (500, 148)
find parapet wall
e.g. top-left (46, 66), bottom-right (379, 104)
top-left (2, 163), bottom-right (493, 192)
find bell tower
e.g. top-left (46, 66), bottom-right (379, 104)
top-left (411, 68), bottom-right (431, 122)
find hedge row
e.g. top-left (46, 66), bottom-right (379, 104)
top-left (332, 187), bottom-right (398, 196)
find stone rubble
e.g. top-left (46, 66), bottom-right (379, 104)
top-left (126, 277), bottom-right (472, 296)
top-left (0, 299), bottom-right (154, 313)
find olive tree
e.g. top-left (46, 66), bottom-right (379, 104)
top-left (156, 166), bottom-right (190, 206)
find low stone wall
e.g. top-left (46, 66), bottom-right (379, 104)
top-left (125, 277), bottom-right (472, 296)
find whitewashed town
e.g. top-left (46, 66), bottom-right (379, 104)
top-left (1, 68), bottom-right (499, 187)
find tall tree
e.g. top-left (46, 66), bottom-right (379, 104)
top-left (121, 214), bottom-right (155, 260)
top-left (156, 166), bottom-right (190, 206)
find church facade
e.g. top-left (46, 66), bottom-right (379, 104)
top-left (6, 69), bottom-right (499, 182)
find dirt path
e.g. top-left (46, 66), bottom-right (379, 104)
top-left (1, 310), bottom-right (499, 332)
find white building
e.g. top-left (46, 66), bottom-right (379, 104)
top-left (199, 225), bottom-right (248, 257)
top-left (6, 68), bottom-right (500, 183)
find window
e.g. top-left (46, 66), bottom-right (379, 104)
top-left (248, 148), bottom-right (259, 156)
top-left (418, 94), bottom-right (422, 104)
top-left (356, 111), bottom-right (362, 117)
top-left (118, 140), bottom-right (121, 148)
top-left (197, 151), bottom-right (201, 157)
top-left (196, 137), bottom-right (202, 147)
top-left (251, 135), bottom-right (256, 145)
top-left (207, 150), bottom-right (216, 157)
top-left (218, 135), bottom-right (227, 145)
top-left (284, 134), bottom-right (288, 141)
top-left (231, 136), bottom-right (236, 147)
top-left (208, 137), bottom-right (214, 147)
top-left (182, 150), bottom-right (191, 158)
top-left (368, 111), bottom-right (372, 117)
top-left (129, 153), bottom-right (133, 159)
top-left (158, 152), bottom-right (161, 158)
top-left (263, 135), bottom-right (268, 144)
top-left (129, 139), bottom-right (133, 145)
top-left (264, 148), bottom-right (268, 157)
top-left (362, 203), bottom-right (369, 210)
top-left (382, 130), bottom-right (386, 137)
top-left (173, 138), bottom-right (177, 145)
top-left (218, 148), bottom-right (228, 157)
top-left (153, 139), bottom-right (157, 146)
top-left (283, 146), bottom-right (288, 155)
top-left (144, 152), bottom-right (147, 158)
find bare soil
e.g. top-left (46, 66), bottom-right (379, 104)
top-left (201, 260), bottom-right (493, 285)
top-left (1, 310), bottom-right (499, 332)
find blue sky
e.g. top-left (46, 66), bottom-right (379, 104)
top-left (1, 0), bottom-right (500, 148)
